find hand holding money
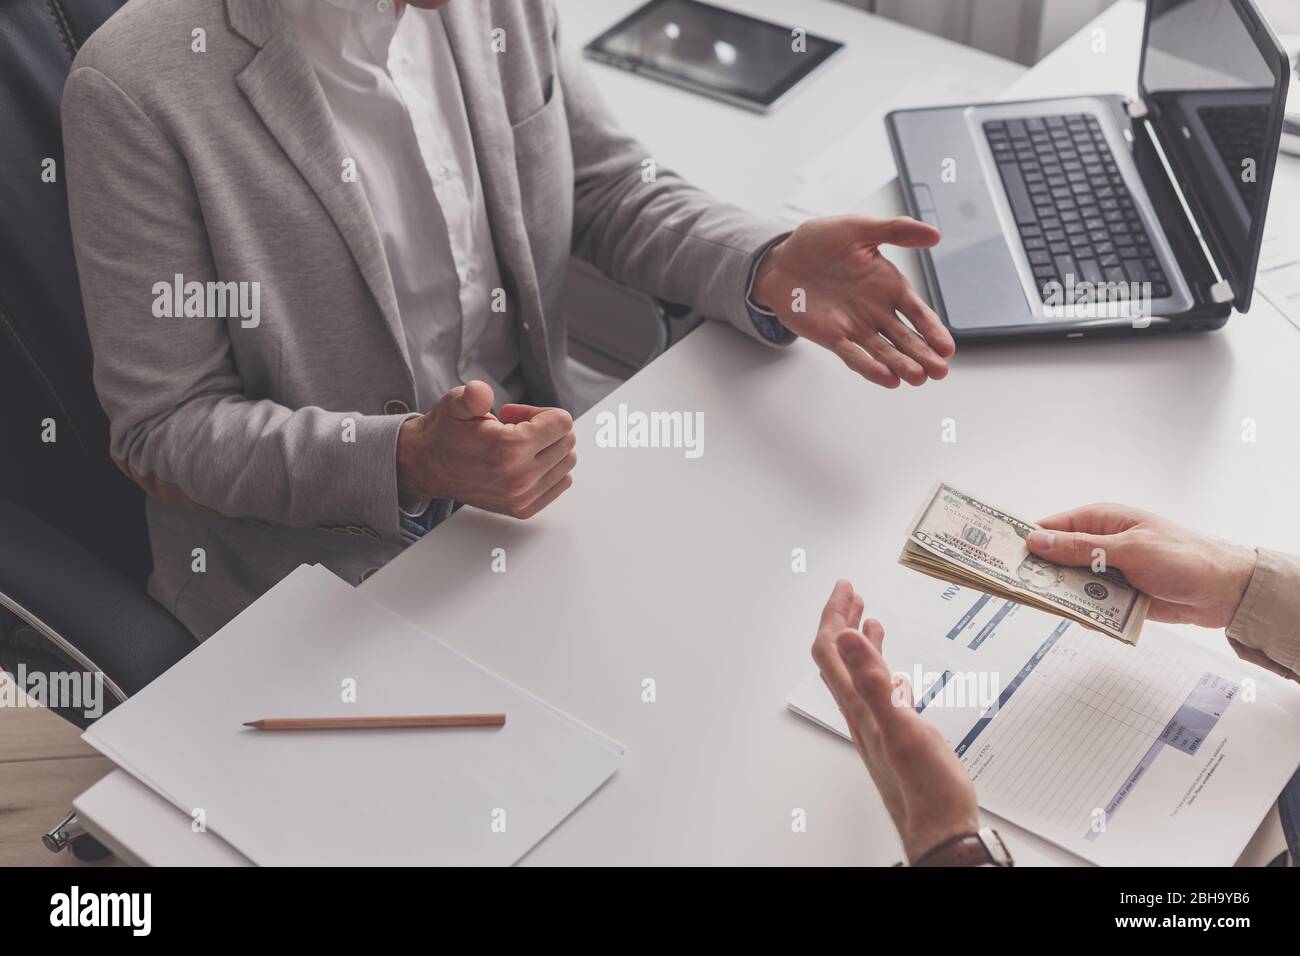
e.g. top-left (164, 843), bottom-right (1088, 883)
top-left (1025, 504), bottom-right (1258, 630)
top-left (899, 482), bottom-right (1150, 645)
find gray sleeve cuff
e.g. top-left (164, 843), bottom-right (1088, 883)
top-left (1225, 548), bottom-right (1300, 681)
top-left (399, 498), bottom-right (433, 519)
top-left (744, 235), bottom-right (796, 345)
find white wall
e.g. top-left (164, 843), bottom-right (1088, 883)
top-left (838, 0), bottom-right (1117, 65)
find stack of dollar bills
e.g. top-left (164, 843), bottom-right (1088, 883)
top-left (899, 482), bottom-right (1149, 645)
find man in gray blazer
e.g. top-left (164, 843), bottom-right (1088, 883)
top-left (63, 0), bottom-right (955, 639)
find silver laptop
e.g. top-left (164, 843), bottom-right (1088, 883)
top-left (886, 0), bottom-right (1290, 341)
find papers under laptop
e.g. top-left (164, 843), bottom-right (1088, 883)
top-left (83, 564), bottom-right (624, 866)
top-left (787, 569), bottom-right (1300, 867)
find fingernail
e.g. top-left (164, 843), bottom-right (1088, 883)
top-left (1028, 531), bottom-right (1054, 550)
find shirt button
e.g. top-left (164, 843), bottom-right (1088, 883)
top-left (435, 165), bottom-right (450, 181)
top-left (465, 267), bottom-right (477, 282)
top-left (376, 0), bottom-right (392, 12)
top-left (384, 399), bottom-right (411, 415)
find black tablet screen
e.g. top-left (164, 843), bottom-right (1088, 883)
top-left (586, 0), bottom-right (842, 108)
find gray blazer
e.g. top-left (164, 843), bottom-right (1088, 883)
top-left (63, 0), bottom-right (785, 638)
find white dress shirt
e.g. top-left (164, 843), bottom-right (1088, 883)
top-left (282, 0), bottom-right (522, 412)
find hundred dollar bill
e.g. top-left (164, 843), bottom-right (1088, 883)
top-left (899, 482), bottom-right (1149, 645)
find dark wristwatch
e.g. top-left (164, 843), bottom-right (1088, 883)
top-left (911, 827), bottom-right (1014, 867)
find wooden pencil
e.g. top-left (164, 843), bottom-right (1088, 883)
top-left (242, 713), bottom-right (506, 731)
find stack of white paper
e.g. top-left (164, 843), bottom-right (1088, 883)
top-left (83, 564), bottom-right (624, 866)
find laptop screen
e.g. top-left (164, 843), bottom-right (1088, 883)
top-left (1140, 0), bottom-right (1288, 309)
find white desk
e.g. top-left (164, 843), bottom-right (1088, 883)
top-left (75, 0), bottom-right (1300, 866)
top-left (555, 0), bottom-right (1025, 220)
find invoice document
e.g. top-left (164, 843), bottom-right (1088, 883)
top-left (83, 564), bottom-right (625, 866)
top-left (788, 568), bottom-right (1300, 866)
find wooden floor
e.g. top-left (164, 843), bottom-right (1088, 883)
top-left (0, 674), bottom-right (117, 866)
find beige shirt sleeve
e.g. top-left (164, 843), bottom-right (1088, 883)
top-left (1225, 549), bottom-right (1300, 681)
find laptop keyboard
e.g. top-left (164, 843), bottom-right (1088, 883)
top-left (984, 114), bottom-right (1170, 301)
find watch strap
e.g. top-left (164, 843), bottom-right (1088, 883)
top-left (911, 827), bottom-right (1014, 867)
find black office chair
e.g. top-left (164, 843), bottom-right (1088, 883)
top-left (0, 0), bottom-right (196, 732)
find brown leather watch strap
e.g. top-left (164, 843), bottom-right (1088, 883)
top-left (912, 828), bottom-right (1014, 867)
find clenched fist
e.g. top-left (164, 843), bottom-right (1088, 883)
top-left (396, 380), bottom-right (577, 519)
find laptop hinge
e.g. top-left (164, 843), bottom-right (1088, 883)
top-left (1132, 102), bottom-right (1234, 301)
